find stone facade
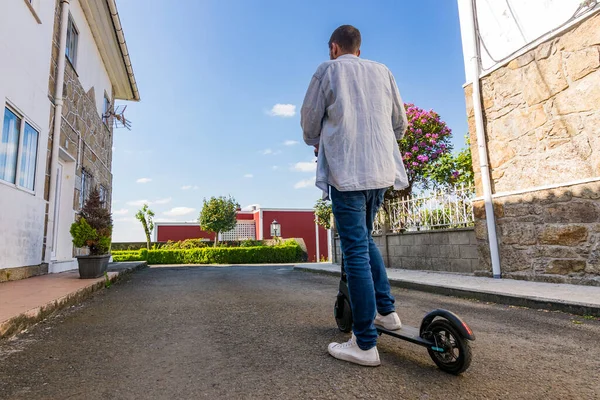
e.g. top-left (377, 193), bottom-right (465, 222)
top-left (333, 229), bottom-right (479, 274)
top-left (466, 13), bottom-right (600, 285)
top-left (44, 0), bottom-right (114, 258)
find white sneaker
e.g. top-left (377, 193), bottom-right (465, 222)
top-left (328, 334), bottom-right (380, 367)
top-left (374, 312), bottom-right (402, 330)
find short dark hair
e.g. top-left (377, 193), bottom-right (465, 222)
top-left (328, 25), bottom-right (361, 53)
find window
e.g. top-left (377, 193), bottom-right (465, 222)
top-left (0, 108), bottom-right (20, 184)
top-left (19, 123), bottom-right (38, 190)
top-left (80, 169), bottom-right (92, 208)
top-left (102, 95), bottom-right (111, 125)
top-left (0, 107), bottom-right (39, 191)
top-left (99, 185), bottom-right (108, 208)
top-left (66, 15), bottom-right (79, 67)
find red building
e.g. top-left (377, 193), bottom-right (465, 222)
top-left (154, 208), bottom-right (329, 262)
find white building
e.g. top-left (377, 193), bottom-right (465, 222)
top-left (0, 0), bottom-right (139, 281)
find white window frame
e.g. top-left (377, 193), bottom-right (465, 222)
top-left (66, 14), bottom-right (79, 67)
top-left (79, 168), bottom-right (92, 208)
top-left (102, 94), bottom-right (111, 127)
top-left (0, 103), bottom-right (40, 195)
top-left (98, 184), bottom-right (109, 208)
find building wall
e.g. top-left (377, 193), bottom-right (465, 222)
top-left (261, 210), bottom-right (328, 262)
top-left (457, 0), bottom-right (586, 80)
top-left (46, 0), bottom-right (116, 271)
top-left (155, 210), bottom-right (328, 262)
top-left (157, 225), bottom-right (216, 242)
top-left (333, 229), bottom-right (479, 273)
top-left (463, 12), bottom-right (600, 283)
top-left (0, 0), bottom-right (55, 275)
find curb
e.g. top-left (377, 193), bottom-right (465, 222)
top-left (0, 262), bottom-right (147, 340)
top-left (294, 266), bottom-right (600, 317)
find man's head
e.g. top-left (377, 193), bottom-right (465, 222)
top-left (328, 25), bottom-right (361, 60)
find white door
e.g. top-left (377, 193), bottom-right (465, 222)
top-left (51, 163), bottom-right (63, 260)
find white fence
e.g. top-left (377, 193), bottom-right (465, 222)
top-left (372, 185), bottom-right (476, 235)
top-left (220, 221), bottom-right (256, 241)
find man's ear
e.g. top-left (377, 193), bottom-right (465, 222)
top-left (356, 49), bottom-right (361, 57)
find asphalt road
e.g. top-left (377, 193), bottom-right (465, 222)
top-left (1, 266), bottom-right (599, 400)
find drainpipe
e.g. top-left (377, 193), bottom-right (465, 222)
top-left (465, 0), bottom-right (502, 278)
top-left (46, 0), bottom-right (70, 263)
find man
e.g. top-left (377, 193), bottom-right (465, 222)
top-left (301, 25), bottom-right (409, 367)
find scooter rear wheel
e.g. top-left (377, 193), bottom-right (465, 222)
top-left (425, 319), bottom-right (472, 375)
top-left (334, 297), bottom-right (353, 333)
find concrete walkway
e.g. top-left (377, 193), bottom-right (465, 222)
top-left (294, 263), bottom-right (600, 316)
top-left (0, 262), bottom-right (147, 339)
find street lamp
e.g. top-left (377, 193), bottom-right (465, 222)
top-left (270, 220), bottom-right (281, 237)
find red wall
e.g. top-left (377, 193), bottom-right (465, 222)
top-left (156, 210), bottom-right (329, 262)
top-left (157, 225), bottom-right (216, 242)
top-left (262, 211), bottom-right (328, 262)
top-left (253, 212), bottom-right (261, 240)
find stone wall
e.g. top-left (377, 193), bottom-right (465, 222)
top-left (466, 12), bottom-right (600, 284)
top-left (333, 229), bottom-right (479, 274)
top-left (473, 183), bottom-right (600, 285)
top-left (44, 0), bottom-right (114, 258)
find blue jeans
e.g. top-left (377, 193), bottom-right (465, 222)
top-left (331, 187), bottom-right (396, 350)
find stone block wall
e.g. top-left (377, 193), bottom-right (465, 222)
top-left (44, 0), bottom-right (114, 258)
top-left (333, 229), bottom-right (479, 274)
top-left (466, 13), bottom-right (600, 284)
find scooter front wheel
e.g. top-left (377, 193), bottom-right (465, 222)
top-left (334, 297), bottom-right (353, 333)
top-left (425, 319), bottom-right (472, 375)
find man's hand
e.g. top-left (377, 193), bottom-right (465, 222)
top-left (314, 144), bottom-right (319, 157)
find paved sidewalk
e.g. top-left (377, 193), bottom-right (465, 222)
top-left (0, 262), bottom-right (147, 339)
top-left (294, 263), bottom-right (600, 316)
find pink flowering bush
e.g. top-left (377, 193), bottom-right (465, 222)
top-left (387, 104), bottom-right (453, 199)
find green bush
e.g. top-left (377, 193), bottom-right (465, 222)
top-left (110, 240), bottom-right (302, 265)
top-left (239, 239), bottom-right (265, 247)
top-left (162, 239), bottom-right (209, 250)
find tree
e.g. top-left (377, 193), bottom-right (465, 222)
top-left (423, 135), bottom-right (475, 190)
top-left (386, 103), bottom-right (453, 201)
top-left (135, 204), bottom-right (155, 250)
top-left (199, 196), bottom-right (238, 247)
top-left (314, 198), bottom-right (332, 229)
top-left (70, 187), bottom-right (113, 255)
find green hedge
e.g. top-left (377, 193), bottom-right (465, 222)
top-left (111, 240), bottom-right (303, 264)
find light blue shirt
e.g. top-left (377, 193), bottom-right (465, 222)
top-left (301, 54), bottom-right (409, 199)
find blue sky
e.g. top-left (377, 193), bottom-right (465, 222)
top-left (111, 0), bottom-right (468, 241)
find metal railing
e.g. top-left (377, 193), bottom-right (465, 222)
top-left (372, 185), bottom-right (476, 235)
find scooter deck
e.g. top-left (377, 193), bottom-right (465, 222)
top-left (376, 324), bottom-right (433, 347)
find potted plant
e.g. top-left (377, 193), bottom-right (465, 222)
top-left (70, 187), bottom-right (113, 279)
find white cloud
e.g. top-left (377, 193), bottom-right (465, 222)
top-left (262, 148), bottom-right (273, 155)
top-left (244, 174), bottom-right (254, 178)
top-left (292, 161), bottom-right (317, 172)
top-left (164, 207), bottom-right (196, 217)
top-left (112, 208), bottom-right (129, 216)
top-left (136, 178), bottom-right (152, 184)
top-left (181, 185), bottom-right (192, 190)
top-left (268, 104), bottom-right (296, 117)
top-left (272, 166), bottom-right (279, 170)
top-left (284, 140), bottom-right (299, 146)
top-left (154, 197), bottom-right (172, 205)
top-left (294, 177), bottom-right (316, 189)
top-left (127, 199), bottom-right (150, 207)
top-left (115, 217), bottom-right (138, 223)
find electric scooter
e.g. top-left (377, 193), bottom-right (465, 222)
top-left (334, 257), bottom-right (475, 375)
